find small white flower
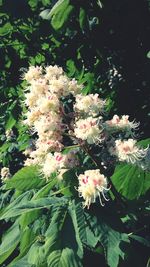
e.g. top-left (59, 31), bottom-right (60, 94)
top-left (24, 92), bottom-right (38, 108)
top-left (111, 139), bottom-right (148, 164)
top-left (33, 112), bottom-right (62, 135)
top-left (42, 151), bottom-right (78, 179)
top-left (37, 94), bottom-right (60, 114)
top-left (23, 66), bottom-right (42, 82)
top-left (25, 109), bottom-right (41, 126)
top-left (42, 153), bottom-right (59, 178)
top-left (74, 117), bottom-right (103, 144)
top-left (30, 78), bottom-right (48, 94)
top-left (74, 94), bottom-right (106, 116)
top-left (49, 75), bottom-right (69, 97)
top-left (68, 79), bottom-right (83, 96)
top-left (78, 169), bottom-right (109, 208)
top-left (106, 115), bottom-right (139, 131)
top-left (45, 65), bottom-right (63, 80)
top-left (5, 129), bottom-right (14, 140)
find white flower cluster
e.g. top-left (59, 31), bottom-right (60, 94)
top-left (78, 169), bottom-right (109, 208)
top-left (110, 139), bottom-right (148, 164)
top-left (42, 151), bottom-right (78, 180)
top-left (73, 93), bottom-right (105, 144)
top-left (23, 65), bottom-right (81, 178)
top-left (106, 115), bottom-right (139, 131)
top-left (74, 117), bottom-right (103, 144)
top-left (22, 65), bottom-right (148, 208)
top-left (74, 94), bottom-right (106, 116)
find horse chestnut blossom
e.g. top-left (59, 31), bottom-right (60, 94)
top-left (42, 151), bottom-right (79, 179)
top-left (0, 167), bottom-right (11, 182)
top-left (106, 115), bottom-right (139, 131)
top-left (78, 169), bottom-right (109, 208)
top-left (110, 139), bottom-right (148, 164)
top-left (45, 65), bottom-right (63, 79)
top-left (22, 64), bottom-right (148, 208)
top-left (74, 117), bottom-right (103, 144)
top-left (74, 94), bottom-right (106, 116)
top-left (23, 66), bottom-right (42, 82)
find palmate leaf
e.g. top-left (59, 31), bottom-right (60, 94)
top-left (46, 207), bottom-right (82, 267)
top-left (5, 165), bottom-right (45, 191)
top-left (27, 205), bottom-right (82, 267)
top-left (85, 212), bottom-right (130, 267)
top-left (0, 221), bottom-right (20, 264)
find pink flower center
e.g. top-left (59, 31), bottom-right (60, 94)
top-left (55, 155), bottom-right (63, 161)
top-left (123, 146), bottom-right (131, 153)
top-left (93, 179), bottom-right (99, 186)
top-left (82, 176), bottom-right (89, 184)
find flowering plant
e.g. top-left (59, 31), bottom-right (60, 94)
top-left (0, 65), bottom-right (150, 267)
top-left (22, 65), bottom-right (148, 208)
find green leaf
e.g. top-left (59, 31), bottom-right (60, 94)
top-left (111, 164), bottom-right (150, 200)
top-left (130, 234), bottom-right (150, 247)
top-left (39, 8), bottom-right (51, 20)
top-left (6, 166), bottom-right (45, 191)
top-left (137, 138), bottom-right (150, 148)
top-left (5, 114), bottom-right (16, 130)
top-left (66, 59), bottom-right (77, 76)
top-left (85, 212), bottom-right (129, 267)
top-left (19, 179), bottom-right (57, 228)
top-left (69, 202), bottom-right (84, 258)
top-left (27, 206), bottom-right (82, 267)
top-left (79, 8), bottom-right (87, 32)
top-left (40, 0), bottom-right (74, 30)
top-left (146, 51), bottom-right (150, 59)
top-left (102, 228), bottom-right (129, 267)
top-left (1, 197), bottom-right (67, 219)
top-left (0, 222), bottom-right (20, 264)
top-left (58, 169), bottom-right (78, 197)
top-left (0, 22), bottom-right (13, 36)
top-left (7, 255), bottom-right (33, 267)
top-left (28, 0), bottom-right (38, 8)
top-left (0, 191), bottom-right (33, 217)
top-left (45, 207), bottom-right (82, 267)
top-left (32, 178), bottom-right (57, 199)
top-left (47, 248), bottom-right (80, 267)
top-left (0, 245), bottom-right (18, 265)
top-left (81, 72), bottom-right (95, 95)
top-left (19, 226), bottom-right (36, 254)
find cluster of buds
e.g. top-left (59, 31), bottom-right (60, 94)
top-left (23, 65), bottom-right (148, 208)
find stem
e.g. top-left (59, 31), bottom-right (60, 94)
top-left (63, 144), bottom-right (81, 150)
